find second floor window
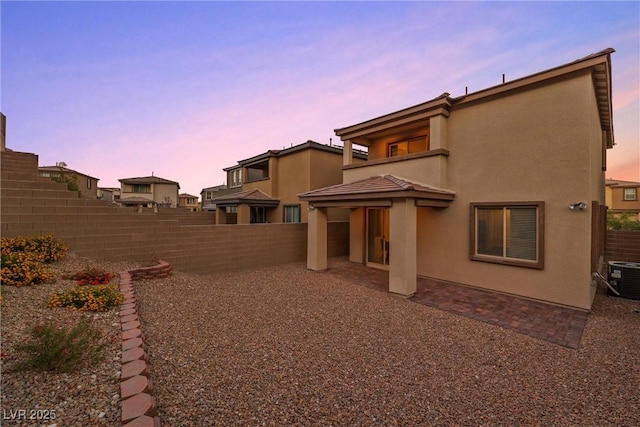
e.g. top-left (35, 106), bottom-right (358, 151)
top-left (230, 169), bottom-right (242, 187)
top-left (388, 135), bottom-right (429, 158)
top-left (624, 188), bottom-right (637, 201)
top-left (131, 184), bottom-right (150, 193)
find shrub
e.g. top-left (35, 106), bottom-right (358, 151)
top-left (48, 285), bottom-right (124, 312)
top-left (0, 251), bottom-right (56, 287)
top-left (1, 235), bottom-right (67, 287)
top-left (63, 267), bottom-right (115, 286)
top-left (52, 172), bottom-right (79, 193)
top-left (12, 319), bottom-right (105, 372)
top-left (607, 211), bottom-right (640, 231)
top-left (1, 234), bottom-right (68, 263)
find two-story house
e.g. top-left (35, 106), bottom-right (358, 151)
top-left (119, 175), bottom-right (180, 208)
top-left (606, 179), bottom-right (640, 220)
top-left (200, 184), bottom-right (240, 212)
top-left (213, 140), bottom-right (366, 224)
top-left (300, 49), bottom-right (615, 310)
top-left (38, 164), bottom-right (99, 199)
top-left (97, 187), bottom-right (121, 203)
top-left (179, 193), bottom-right (200, 211)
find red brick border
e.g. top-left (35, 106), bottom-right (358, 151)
top-left (118, 261), bottom-right (170, 427)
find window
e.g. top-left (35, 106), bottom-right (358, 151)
top-left (230, 169), bottom-right (243, 187)
top-left (284, 205), bottom-right (301, 223)
top-left (131, 184), bottom-right (150, 193)
top-left (388, 135), bottom-right (429, 158)
top-left (251, 206), bottom-right (267, 223)
top-left (87, 178), bottom-right (92, 189)
top-left (471, 202), bottom-right (544, 269)
top-left (226, 206), bottom-right (237, 214)
top-left (624, 188), bottom-right (637, 201)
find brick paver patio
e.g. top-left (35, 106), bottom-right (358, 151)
top-left (323, 258), bottom-right (589, 349)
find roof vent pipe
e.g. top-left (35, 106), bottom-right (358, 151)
top-left (502, 73), bottom-right (506, 84)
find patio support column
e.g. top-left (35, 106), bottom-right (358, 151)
top-left (350, 208), bottom-right (364, 263)
top-left (343, 139), bottom-right (353, 166)
top-left (307, 206), bottom-right (328, 271)
top-left (389, 199), bottom-right (417, 296)
top-left (238, 204), bottom-right (251, 224)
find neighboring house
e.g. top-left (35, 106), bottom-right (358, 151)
top-left (118, 175), bottom-right (180, 208)
top-left (606, 179), bottom-right (640, 220)
top-left (179, 193), bottom-right (200, 211)
top-left (300, 49), bottom-right (615, 310)
top-left (200, 184), bottom-right (233, 211)
top-left (97, 187), bottom-right (121, 203)
top-left (213, 140), bottom-right (367, 224)
top-left (38, 164), bottom-right (99, 199)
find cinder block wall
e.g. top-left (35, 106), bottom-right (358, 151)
top-left (1, 150), bottom-right (349, 273)
top-left (605, 230), bottom-right (640, 264)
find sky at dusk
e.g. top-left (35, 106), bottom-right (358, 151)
top-left (2, 1), bottom-right (639, 198)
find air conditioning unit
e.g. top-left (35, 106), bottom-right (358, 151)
top-left (608, 261), bottom-right (640, 300)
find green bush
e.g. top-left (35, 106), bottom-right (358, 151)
top-left (48, 285), bottom-right (124, 311)
top-left (13, 319), bottom-right (105, 372)
top-left (607, 212), bottom-right (640, 230)
top-left (52, 172), bottom-right (79, 192)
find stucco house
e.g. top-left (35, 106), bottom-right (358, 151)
top-left (606, 179), bottom-right (640, 220)
top-left (39, 164), bottom-right (99, 199)
top-left (300, 49), bottom-right (614, 310)
top-left (118, 175), bottom-right (180, 208)
top-left (213, 140), bottom-right (366, 224)
top-left (179, 193), bottom-right (200, 211)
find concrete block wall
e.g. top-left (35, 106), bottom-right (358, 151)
top-left (1, 150), bottom-right (349, 273)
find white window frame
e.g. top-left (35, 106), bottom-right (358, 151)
top-left (623, 188), bottom-right (637, 201)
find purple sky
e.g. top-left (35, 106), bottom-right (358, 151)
top-left (2, 1), bottom-right (639, 197)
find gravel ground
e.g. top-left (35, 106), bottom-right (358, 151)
top-left (134, 262), bottom-right (640, 426)
top-left (3, 258), bottom-right (639, 426)
top-left (1, 254), bottom-right (141, 427)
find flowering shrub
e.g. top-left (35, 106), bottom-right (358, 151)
top-left (1, 235), bottom-right (68, 263)
top-left (1, 251), bottom-right (56, 287)
top-left (0, 235), bottom-right (67, 287)
top-left (48, 285), bottom-right (123, 312)
top-left (62, 267), bottom-right (115, 286)
top-left (12, 319), bottom-right (105, 372)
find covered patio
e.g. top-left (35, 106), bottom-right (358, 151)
top-left (299, 174), bottom-right (455, 296)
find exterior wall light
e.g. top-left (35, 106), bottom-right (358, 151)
top-left (569, 202), bottom-right (588, 210)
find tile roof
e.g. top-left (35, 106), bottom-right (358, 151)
top-left (606, 179), bottom-right (640, 187)
top-left (39, 165), bottom-right (99, 180)
top-left (119, 196), bottom-right (155, 205)
top-left (212, 189), bottom-right (280, 206)
top-left (299, 175), bottom-right (455, 200)
top-left (119, 176), bottom-right (179, 186)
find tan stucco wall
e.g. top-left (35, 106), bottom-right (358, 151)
top-left (607, 187), bottom-right (640, 211)
top-left (345, 70), bottom-right (606, 309)
top-left (243, 147), bottom-right (353, 223)
top-left (153, 184), bottom-right (179, 207)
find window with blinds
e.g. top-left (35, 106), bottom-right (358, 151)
top-left (471, 202), bottom-right (544, 269)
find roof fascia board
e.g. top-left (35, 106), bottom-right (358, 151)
top-left (335, 101), bottom-right (451, 140)
top-left (453, 52), bottom-right (611, 107)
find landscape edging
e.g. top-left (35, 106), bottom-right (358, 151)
top-left (118, 260), bottom-right (171, 427)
